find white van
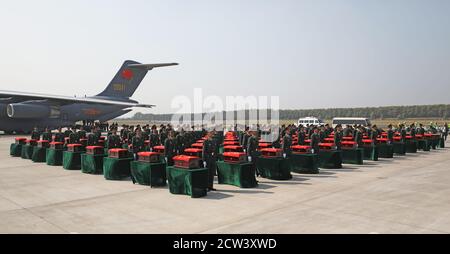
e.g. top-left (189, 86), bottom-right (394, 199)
top-left (297, 117), bottom-right (324, 126)
top-left (332, 117), bottom-right (371, 128)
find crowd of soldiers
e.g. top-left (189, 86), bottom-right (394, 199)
top-left (28, 121), bottom-right (448, 192)
top-left (274, 122), bottom-right (449, 156)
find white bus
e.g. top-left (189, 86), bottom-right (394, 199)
top-left (332, 117), bottom-right (371, 128)
top-left (297, 117), bottom-right (324, 126)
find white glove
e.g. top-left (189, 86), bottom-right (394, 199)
top-left (165, 157), bottom-right (168, 163)
top-left (283, 153), bottom-right (287, 158)
top-left (311, 149), bottom-right (314, 154)
top-left (248, 156), bottom-right (252, 162)
top-left (203, 161), bottom-right (207, 168)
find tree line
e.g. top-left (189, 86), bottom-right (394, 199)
top-left (130, 104), bottom-right (450, 121)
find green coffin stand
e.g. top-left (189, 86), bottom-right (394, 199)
top-left (10, 143), bottom-right (22, 157)
top-left (63, 151), bottom-right (84, 170)
top-left (46, 149), bottom-right (64, 166)
top-left (81, 153), bottom-right (106, 174)
top-left (103, 157), bottom-right (133, 180)
top-left (341, 148), bottom-right (364, 165)
top-left (378, 144), bottom-right (394, 158)
top-left (216, 161), bottom-right (258, 188)
top-left (393, 142), bottom-right (406, 155)
top-left (418, 140), bottom-right (431, 151)
top-left (256, 157), bottom-right (292, 180)
top-left (130, 161), bottom-right (167, 187)
top-left (167, 166), bottom-right (208, 198)
top-left (405, 140), bottom-right (418, 153)
top-left (31, 147), bottom-right (47, 163)
top-left (439, 138), bottom-right (445, 148)
top-left (318, 150), bottom-right (343, 169)
top-left (289, 153), bottom-right (319, 174)
top-left (363, 146), bottom-right (379, 161)
top-left (21, 145), bottom-right (34, 159)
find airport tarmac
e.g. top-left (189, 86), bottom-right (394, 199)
top-left (0, 135), bottom-right (449, 234)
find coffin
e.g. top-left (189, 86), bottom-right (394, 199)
top-left (191, 143), bottom-right (204, 149)
top-left (184, 148), bottom-right (203, 157)
top-left (261, 148), bottom-right (283, 158)
top-left (173, 155), bottom-right (201, 169)
top-left (291, 145), bottom-right (312, 154)
top-left (108, 148), bottom-right (128, 158)
top-left (138, 151), bottom-right (162, 163)
top-left (223, 145), bottom-right (244, 153)
top-left (223, 152), bottom-right (247, 164)
top-left (15, 137), bottom-right (27, 145)
top-left (223, 141), bottom-right (240, 146)
top-left (153, 146), bottom-right (165, 153)
top-left (26, 139), bottom-right (38, 146)
top-left (377, 138), bottom-right (389, 144)
top-left (37, 140), bottom-right (50, 148)
top-left (323, 138), bottom-right (335, 143)
top-left (362, 139), bottom-right (374, 146)
top-left (49, 142), bottom-right (64, 150)
top-left (341, 141), bottom-right (357, 149)
top-left (67, 144), bottom-right (83, 152)
top-left (319, 143), bottom-right (336, 150)
top-left (86, 146), bottom-right (104, 155)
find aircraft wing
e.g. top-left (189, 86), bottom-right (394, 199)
top-left (0, 90), bottom-right (155, 108)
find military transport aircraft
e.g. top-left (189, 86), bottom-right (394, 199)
top-left (0, 60), bottom-right (177, 134)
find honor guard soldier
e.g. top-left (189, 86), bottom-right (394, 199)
top-left (131, 128), bottom-right (145, 160)
top-left (164, 131), bottom-right (177, 166)
top-left (409, 123), bottom-right (416, 138)
top-left (160, 128), bottom-right (168, 146)
top-left (417, 123), bottom-right (425, 135)
top-left (370, 125), bottom-right (379, 141)
top-left (176, 129), bottom-right (186, 155)
top-left (297, 126), bottom-right (306, 145)
top-left (246, 131), bottom-right (260, 177)
top-left (106, 128), bottom-right (121, 149)
top-left (281, 131), bottom-right (292, 158)
top-left (400, 124), bottom-right (407, 142)
top-left (387, 124), bottom-right (395, 144)
top-left (334, 124), bottom-right (343, 150)
top-left (310, 127), bottom-right (320, 154)
top-left (31, 127), bottom-right (41, 140)
top-left (54, 127), bottom-right (65, 142)
top-left (41, 127), bottom-right (53, 142)
top-left (149, 128), bottom-right (160, 150)
top-left (444, 123), bottom-right (448, 141)
top-left (78, 126), bottom-right (87, 139)
top-left (142, 125), bottom-right (150, 141)
top-left (68, 130), bottom-right (79, 144)
top-left (64, 127), bottom-right (73, 138)
top-left (202, 132), bottom-right (218, 191)
top-left (354, 126), bottom-right (364, 147)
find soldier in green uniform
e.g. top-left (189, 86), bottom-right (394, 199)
top-left (334, 124), bottom-right (343, 150)
top-left (41, 127), bottom-right (53, 142)
top-left (106, 128), bottom-right (121, 149)
top-left (399, 124), bottom-right (407, 143)
top-left (246, 131), bottom-right (260, 177)
top-left (31, 127), bottom-right (41, 140)
top-left (387, 124), bottom-right (394, 144)
top-left (149, 128), bottom-right (160, 150)
top-left (68, 130), bottom-right (79, 144)
top-left (310, 127), bottom-right (320, 154)
top-left (354, 126), bottom-right (364, 147)
top-left (131, 128), bottom-right (145, 160)
top-left (160, 127), bottom-right (168, 146)
top-left (409, 123), bottom-right (416, 138)
top-left (64, 127), bottom-right (73, 138)
top-left (142, 125), bottom-right (150, 141)
top-left (78, 126), bottom-right (87, 140)
top-left (297, 126), bottom-right (306, 145)
top-left (202, 132), bottom-right (218, 191)
top-left (164, 131), bottom-right (177, 166)
top-left (370, 125), bottom-right (379, 141)
top-left (54, 127), bottom-right (65, 143)
top-left (281, 131), bottom-right (292, 158)
top-left (417, 123), bottom-right (425, 135)
top-left (176, 129), bottom-right (186, 155)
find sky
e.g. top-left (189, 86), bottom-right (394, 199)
top-left (0, 0), bottom-right (449, 116)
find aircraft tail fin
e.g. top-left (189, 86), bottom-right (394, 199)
top-left (97, 60), bottom-right (178, 98)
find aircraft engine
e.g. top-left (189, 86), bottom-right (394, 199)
top-left (7, 103), bottom-right (52, 119)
